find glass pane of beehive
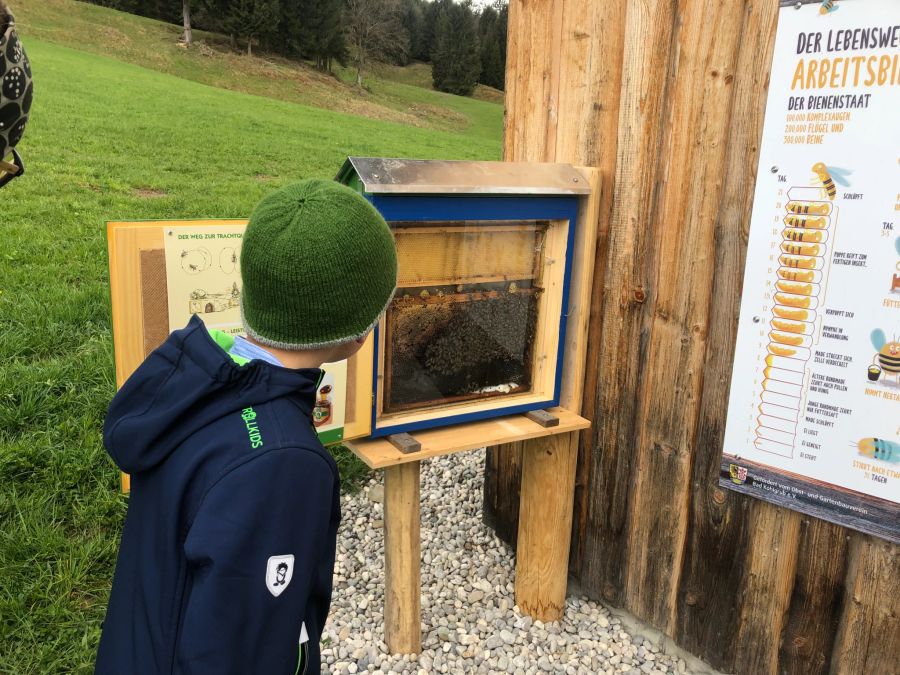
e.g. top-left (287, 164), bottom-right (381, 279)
top-left (383, 221), bottom-right (548, 413)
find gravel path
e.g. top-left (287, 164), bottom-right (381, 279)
top-left (322, 450), bottom-right (700, 675)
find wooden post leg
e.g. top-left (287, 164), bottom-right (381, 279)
top-left (514, 431), bottom-right (579, 621)
top-left (383, 461), bottom-right (422, 653)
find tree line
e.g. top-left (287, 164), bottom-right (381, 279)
top-left (88, 0), bottom-right (508, 95)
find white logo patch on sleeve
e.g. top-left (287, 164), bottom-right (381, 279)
top-left (266, 554), bottom-right (295, 597)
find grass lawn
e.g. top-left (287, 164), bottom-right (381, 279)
top-left (0, 29), bottom-right (501, 673)
top-left (14, 0), bottom-right (504, 137)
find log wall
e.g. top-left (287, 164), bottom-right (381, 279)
top-left (485, 1), bottom-right (900, 673)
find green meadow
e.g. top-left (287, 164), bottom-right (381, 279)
top-left (0, 6), bottom-right (501, 669)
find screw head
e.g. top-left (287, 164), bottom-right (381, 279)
top-left (753, 316), bottom-right (761, 323)
top-left (770, 166), bottom-right (778, 173)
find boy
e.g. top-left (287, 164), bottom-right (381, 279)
top-left (0, 0), bottom-right (33, 188)
top-left (95, 180), bottom-right (398, 674)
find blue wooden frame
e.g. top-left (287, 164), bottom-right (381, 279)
top-left (365, 193), bottom-right (580, 438)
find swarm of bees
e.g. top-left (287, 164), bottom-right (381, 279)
top-left (388, 283), bottom-right (538, 406)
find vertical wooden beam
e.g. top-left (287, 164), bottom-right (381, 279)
top-left (515, 431), bottom-right (579, 621)
top-left (829, 535), bottom-right (900, 675)
top-left (778, 519), bottom-right (849, 675)
top-left (564, 0), bottom-right (626, 577)
top-left (502, 0), bottom-right (564, 162)
top-left (483, 441), bottom-right (523, 548)
top-left (731, 502), bottom-right (801, 675)
top-left (578, 0), bottom-right (679, 609)
top-left (674, 1), bottom-right (778, 670)
top-left (383, 461), bottom-right (421, 654)
top-left (622, 0), bottom-right (747, 632)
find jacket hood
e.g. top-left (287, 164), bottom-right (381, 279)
top-left (104, 315), bottom-right (322, 474)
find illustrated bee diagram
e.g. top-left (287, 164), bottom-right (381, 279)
top-left (810, 162), bottom-right (851, 200)
top-left (819, 0), bottom-right (838, 15)
top-left (868, 329), bottom-right (900, 386)
top-left (755, 176), bottom-right (837, 457)
top-left (188, 282), bottom-right (241, 315)
top-left (219, 247), bottom-right (239, 275)
top-left (180, 247), bottom-right (212, 275)
top-left (854, 437), bottom-right (900, 464)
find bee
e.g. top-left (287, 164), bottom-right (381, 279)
top-left (781, 242), bottom-right (820, 257)
top-left (777, 268), bottom-right (815, 283)
top-left (787, 201), bottom-right (829, 215)
top-left (855, 438), bottom-right (899, 463)
top-left (783, 228), bottom-right (822, 243)
top-left (819, 0), bottom-right (839, 15)
top-left (780, 255), bottom-right (817, 269)
top-left (784, 215), bottom-right (826, 229)
top-left (869, 329), bottom-right (900, 383)
top-left (811, 162), bottom-right (851, 200)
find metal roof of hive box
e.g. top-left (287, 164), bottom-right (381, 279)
top-left (336, 157), bottom-right (590, 196)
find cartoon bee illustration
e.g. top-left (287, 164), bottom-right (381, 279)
top-left (819, 0), bottom-right (839, 15)
top-left (811, 162), bottom-right (851, 200)
top-left (777, 268), bottom-right (815, 283)
top-left (784, 215), bottom-right (826, 229)
top-left (854, 438), bottom-right (900, 464)
top-left (781, 242), bottom-right (820, 257)
top-left (868, 329), bottom-right (900, 384)
top-left (787, 201), bottom-right (829, 215)
top-left (783, 228), bottom-right (822, 243)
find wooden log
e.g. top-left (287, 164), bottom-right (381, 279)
top-left (577, 0), bottom-right (679, 609)
top-left (387, 433), bottom-right (421, 455)
top-left (621, 0), bottom-right (747, 633)
top-left (829, 534), bottom-right (900, 675)
top-left (777, 519), bottom-right (849, 675)
top-left (383, 461), bottom-right (421, 654)
top-left (515, 431), bottom-right (579, 621)
top-left (674, 1), bottom-right (779, 669)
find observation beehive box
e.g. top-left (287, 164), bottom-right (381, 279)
top-left (337, 157), bottom-right (590, 439)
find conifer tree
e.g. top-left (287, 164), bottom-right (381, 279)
top-left (431, 1), bottom-right (480, 96)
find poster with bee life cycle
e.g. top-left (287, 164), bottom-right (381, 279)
top-left (721, 0), bottom-right (900, 543)
top-left (162, 223), bottom-right (347, 444)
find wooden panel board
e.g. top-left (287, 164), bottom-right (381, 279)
top-left (777, 518), bottom-right (849, 675)
top-left (829, 534), bottom-right (900, 675)
top-left (577, 0), bottom-right (679, 609)
top-left (107, 219), bottom-right (374, 447)
top-left (622, 0), bottom-right (747, 633)
top-left (347, 407), bottom-right (589, 470)
top-left (673, 0), bottom-right (779, 668)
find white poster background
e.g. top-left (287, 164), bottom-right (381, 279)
top-left (722, 0), bottom-right (899, 507)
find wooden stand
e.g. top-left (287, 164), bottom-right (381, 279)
top-left (347, 407), bottom-right (590, 653)
top-left (383, 461), bottom-right (421, 653)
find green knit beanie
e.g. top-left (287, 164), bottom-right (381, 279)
top-left (240, 179), bottom-right (398, 350)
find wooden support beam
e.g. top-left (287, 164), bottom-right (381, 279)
top-left (383, 461), bottom-right (421, 654)
top-left (515, 431), bottom-right (579, 621)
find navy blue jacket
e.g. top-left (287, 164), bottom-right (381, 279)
top-left (95, 316), bottom-right (340, 674)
